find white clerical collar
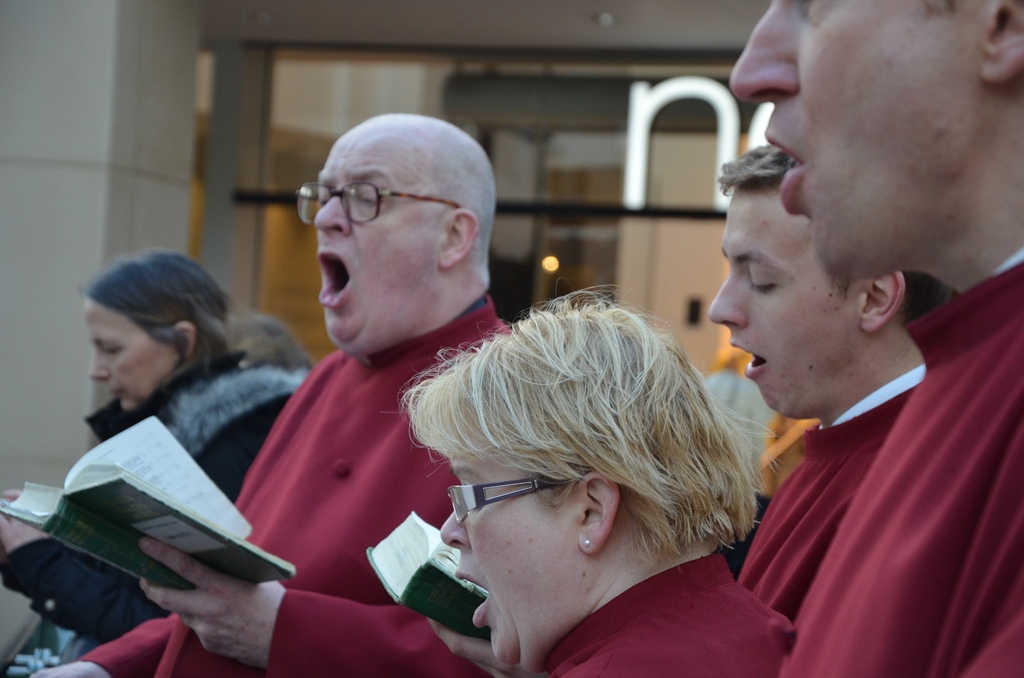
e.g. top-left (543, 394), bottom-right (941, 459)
top-left (995, 246), bottom-right (1024, 275)
top-left (830, 365), bottom-right (925, 427)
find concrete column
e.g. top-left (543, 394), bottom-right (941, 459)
top-left (0, 0), bottom-right (199, 645)
top-left (199, 44), bottom-right (273, 306)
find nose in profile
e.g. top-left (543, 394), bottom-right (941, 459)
top-left (87, 353), bottom-right (108, 381)
top-left (709, 281), bottom-right (744, 330)
top-left (730, 2), bottom-right (799, 104)
top-left (313, 193), bottom-right (353, 236)
top-left (440, 511), bottom-right (468, 550)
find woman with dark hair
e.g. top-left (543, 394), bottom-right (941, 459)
top-left (0, 250), bottom-right (308, 654)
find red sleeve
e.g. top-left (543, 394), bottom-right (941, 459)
top-left (80, 615), bottom-right (175, 677)
top-left (267, 590), bottom-right (486, 677)
top-left (959, 611), bottom-right (1024, 678)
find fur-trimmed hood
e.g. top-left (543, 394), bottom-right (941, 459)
top-left (162, 364), bottom-right (307, 457)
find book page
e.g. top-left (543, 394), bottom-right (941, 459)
top-left (367, 511), bottom-right (490, 639)
top-left (0, 482), bottom-right (63, 523)
top-left (65, 417), bottom-right (250, 538)
top-left (428, 541), bottom-right (462, 577)
top-left (368, 512), bottom-right (438, 597)
top-left (429, 542), bottom-right (488, 597)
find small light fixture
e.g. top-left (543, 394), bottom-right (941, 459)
top-left (541, 255), bottom-right (560, 273)
top-left (594, 12), bottom-right (616, 28)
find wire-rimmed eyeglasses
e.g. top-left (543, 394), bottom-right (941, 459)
top-left (448, 478), bottom-right (560, 523)
top-left (296, 181), bottom-right (460, 225)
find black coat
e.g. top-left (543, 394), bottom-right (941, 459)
top-left (0, 354), bottom-right (306, 643)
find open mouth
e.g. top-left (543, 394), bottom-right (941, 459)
top-left (456, 568), bottom-right (480, 588)
top-left (745, 352), bottom-right (767, 380)
top-left (765, 136), bottom-right (802, 165)
top-left (732, 344), bottom-right (765, 370)
top-left (320, 253), bottom-right (350, 294)
top-left (318, 252), bottom-right (351, 308)
top-left (732, 344), bottom-right (766, 378)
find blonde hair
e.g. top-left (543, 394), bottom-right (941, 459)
top-left (405, 290), bottom-right (760, 562)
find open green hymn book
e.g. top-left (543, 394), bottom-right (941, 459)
top-left (367, 511), bottom-right (490, 640)
top-left (0, 416), bottom-right (295, 589)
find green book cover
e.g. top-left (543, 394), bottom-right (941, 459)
top-left (0, 417), bottom-right (295, 589)
top-left (49, 494), bottom-right (192, 588)
top-left (367, 512), bottom-right (490, 640)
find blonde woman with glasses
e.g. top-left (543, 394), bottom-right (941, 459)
top-left (405, 291), bottom-right (788, 678)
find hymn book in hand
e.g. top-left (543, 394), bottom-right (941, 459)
top-left (0, 416), bottom-right (295, 589)
top-left (367, 511), bottom-right (490, 640)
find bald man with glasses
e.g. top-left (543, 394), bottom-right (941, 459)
top-left (50, 114), bottom-right (501, 678)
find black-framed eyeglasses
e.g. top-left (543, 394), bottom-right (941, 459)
top-left (448, 478), bottom-right (559, 523)
top-left (296, 181), bottom-right (461, 225)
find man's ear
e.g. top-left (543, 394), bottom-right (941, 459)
top-left (439, 209), bottom-right (480, 271)
top-left (172, 320), bottom-right (198, 361)
top-left (576, 472), bottom-right (620, 555)
top-left (981, 0), bottom-right (1024, 83)
top-left (859, 272), bottom-right (906, 334)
